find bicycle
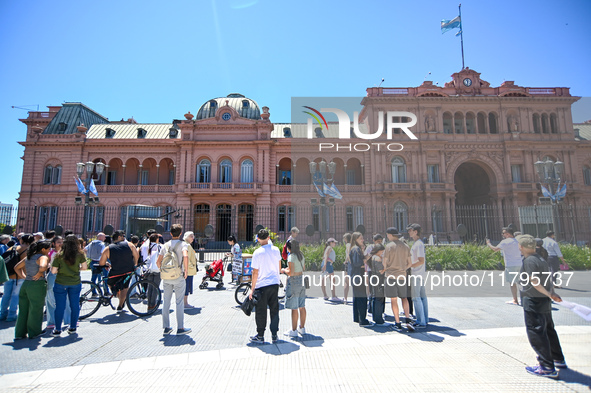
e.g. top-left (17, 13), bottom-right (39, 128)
top-left (79, 264), bottom-right (162, 319)
top-left (234, 273), bottom-right (287, 305)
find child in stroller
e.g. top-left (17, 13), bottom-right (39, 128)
top-left (199, 257), bottom-right (227, 289)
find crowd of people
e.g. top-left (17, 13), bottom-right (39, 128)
top-left (0, 223), bottom-right (569, 379)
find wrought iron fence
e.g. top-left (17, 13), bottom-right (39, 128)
top-left (3, 203), bottom-right (590, 247)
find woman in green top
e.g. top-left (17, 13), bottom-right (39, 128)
top-left (281, 240), bottom-right (307, 337)
top-left (50, 235), bottom-right (87, 336)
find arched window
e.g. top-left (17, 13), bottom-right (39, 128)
top-left (550, 113), bottom-right (558, 134)
top-left (393, 202), bottom-right (408, 231)
top-left (465, 112), bottom-right (476, 134)
top-left (477, 112), bottom-right (487, 134)
top-left (208, 100), bottom-right (217, 117)
top-left (488, 112), bottom-right (498, 134)
top-left (44, 165), bottom-right (53, 184)
top-left (533, 113), bottom-right (541, 133)
top-left (196, 159), bottom-right (211, 183)
top-left (542, 114), bottom-right (551, 134)
top-left (454, 112), bottom-right (464, 134)
top-left (443, 112), bottom-right (453, 134)
top-left (583, 166), bottom-right (591, 186)
top-left (44, 165), bottom-right (62, 185)
top-left (240, 159), bottom-right (254, 183)
top-left (220, 159), bottom-right (232, 183)
top-left (391, 157), bottom-right (406, 183)
top-left (38, 206), bottom-right (58, 232)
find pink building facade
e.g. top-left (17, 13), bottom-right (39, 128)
top-left (16, 69), bottom-right (591, 243)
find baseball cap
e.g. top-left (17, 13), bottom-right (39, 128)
top-left (407, 223), bottom-right (422, 232)
top-left (386, 227), bottom-right (400, 235)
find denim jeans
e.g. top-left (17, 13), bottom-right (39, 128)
top-left (411, 284), bottom-right (429, 326)
top-left (53, 282), bottom-right (81, 331)
top-left (46, 272), bottom-right (71, 326)
top-left (90, 261), bottom-right (109, 295)
top-left (0, 278), bottom-right (23, 319)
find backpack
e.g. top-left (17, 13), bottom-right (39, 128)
top-left (160, 241), bottom-right (183, 280)
top-left (2, 247), bottom-right (23, 277)
top-left (87, 240), bottom-right (103, 261)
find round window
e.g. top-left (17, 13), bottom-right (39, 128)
top-left (222, 112), bottom-right (231, 121)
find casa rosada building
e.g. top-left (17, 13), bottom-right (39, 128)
top-left (16, 68), bottom-right (591, 244)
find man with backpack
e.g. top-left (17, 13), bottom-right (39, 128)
top-left (84, 233), bottom-right (108, 295)
top-left (157, 224), bottom-right (191, 336)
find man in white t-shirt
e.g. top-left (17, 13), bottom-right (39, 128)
top-left (157, 224), bottom-right (190, 336)
top-left (407, 223), bottom-right (428, 328)
top-left (487, 227), bottom-right (523, 305)
top-left (248, 229), bottom-right (282, 344)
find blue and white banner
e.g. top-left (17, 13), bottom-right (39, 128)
top-left (323, 183), bottom-right (343, 200)
top-left (89, 178), bottom-right (98, 196)
top-left (441, 16), bottom-right (461, 34)
top-left (74, 176), bottom-right (87, 194)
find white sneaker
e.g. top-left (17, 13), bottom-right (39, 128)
top-left (297, 327), bottom-right (306, 335)
top-left (284, 329), bottom-right (298, 337)
top-left (330, 297), bottom-right (342, 302)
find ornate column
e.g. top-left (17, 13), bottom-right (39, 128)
top-left (138, 164), bottom-right (143, 185)
top-left (121, 164), bottom-right (126, 187)
top-left (156, 164), bottom-right (160, 185)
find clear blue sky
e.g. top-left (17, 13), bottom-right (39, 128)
top-left (1, 0), bottom-right (590, 205)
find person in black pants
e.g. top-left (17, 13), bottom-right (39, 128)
top-left (517, 234), bottom-right (566, 379)
top-left (369, 244), bottom-right (387, 325)
top-left (248, 229), bottom-right (282, 343)
top-left (350, 232), bottom-right (370, 326)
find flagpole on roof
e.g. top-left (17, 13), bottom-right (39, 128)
top-left (459, 3), bottom-right (465, 69)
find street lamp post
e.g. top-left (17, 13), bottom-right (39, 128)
top-left (534, 158), bottom-right (565, 238)
top-left (76, 161), bottom-right (105, 240)
top-left (310, 160), bottom-right (337, 241)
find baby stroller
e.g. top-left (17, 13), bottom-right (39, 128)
top-left (199, 256), bottom-right (228, 290)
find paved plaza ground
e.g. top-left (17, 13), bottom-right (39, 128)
top-left (1, 268), bottom-right (590, 392)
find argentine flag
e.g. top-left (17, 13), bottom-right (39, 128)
top-left (74, 176), bottom-right (87, 194)
top-left (441, 16), bottom-right (461, 34)
top-left (89, 178), bottom-right (98, 196)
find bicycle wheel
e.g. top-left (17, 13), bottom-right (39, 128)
top-left (79, 281), bottom-right (102, 320)
top-left (235, 283), bottom-right (251, 305)
top-left (126, 280), bottom-right (161, 317)
top-left (278, 274), bottom-right (287, 300)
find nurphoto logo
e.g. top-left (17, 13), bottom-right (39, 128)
top-left (303, 106), bottom-right (418, 152)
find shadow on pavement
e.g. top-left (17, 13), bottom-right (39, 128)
top-left (3, 336), bottom-right (45, 351)
top-left (91, 311), bottom-right (140, 325)
top-left (559, 368), bottom-right (591, 388)
top-left (184, 307), bottom-right (202, 315)
top-left (0, 321), bottom-right (16, 331)
top-left (43, 335), bottom-right (83, 347)
top-left (159, 334), bottom-right (196, 347)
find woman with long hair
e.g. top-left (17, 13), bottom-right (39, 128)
top-left (0, 234), bottom-right (34, 322)
top-left (321, 238), bottom-right (340, 302)
top-left (349, 232), bottom-right (370, 326)
top-left (45, 236), bottom-right (66, 331)
top-left (50, 235), bottom-right (87, 336)
top-left (282, 240), bottom-right (307, 337)
top-left (342, 233), bottom-right (352, 304)
top-left (183, 231), bottom-right (198, 308)
top-left (13, 240), bottom-right (51, 339)
top-left (226, 235), bottom-right (241, 283)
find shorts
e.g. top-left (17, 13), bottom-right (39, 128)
top-left (504, 266), bottom-right (521, 283)
top-left (285, 275), bottom-right (306, 309)
top-left (322, 261), bottom-right (334, 274)
top-left (345, 262), bottom-right (352, 276)
top-left (384, 275), bottom-right (408, 298)
top-left (107, 274), bottom-right (132, 292)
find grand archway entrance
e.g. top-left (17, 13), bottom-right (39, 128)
top-left (454, 162), bottom-right (495, 241)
